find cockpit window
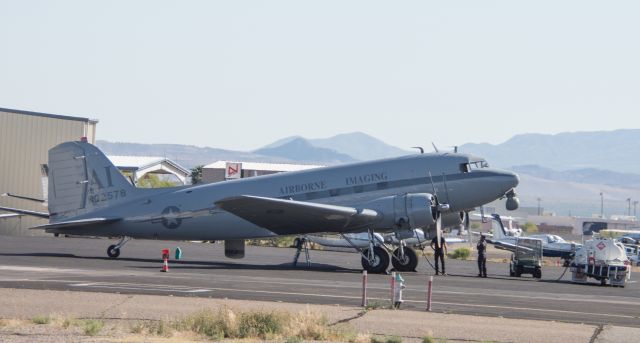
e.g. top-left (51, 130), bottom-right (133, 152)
top-left (461, 160), bottom-right (489, 173)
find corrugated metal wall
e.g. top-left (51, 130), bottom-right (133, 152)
top-left (0, 109), bottom-right (97, 236)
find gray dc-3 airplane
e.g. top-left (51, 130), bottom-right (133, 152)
top-left (0, 140), bottom-right (520, 273)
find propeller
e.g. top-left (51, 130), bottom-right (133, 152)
top-left (436, 211), bottom-right (442, 249)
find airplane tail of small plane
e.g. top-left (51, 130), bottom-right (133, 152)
top-left (491, 215), bottom-right (508, 241)
top-left (47, 140), bottom-right (137, 221)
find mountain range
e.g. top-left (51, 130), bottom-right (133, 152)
top-left (460, 129), bottom-right (640, 173)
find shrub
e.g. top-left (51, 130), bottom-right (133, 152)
top-left (83, 319), bottom-right (104, 336)
top-left (522, 222), bottom-right (538, 233)
top-left (238, 311), bottom-right (286, 339)
top-left (32, 316), bottom-right (51, 325)
top-left (451, 247), bottom-right (471, 260)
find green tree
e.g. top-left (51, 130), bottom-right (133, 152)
top-left (190, 165), bottom-right (204, 185)
top-left (138, 174), bottom-right (180, 188)
top-left (522, 222), bottom-right (539, 233)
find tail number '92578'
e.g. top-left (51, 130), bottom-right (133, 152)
top-left (89, 189), bottom-right (127, 204)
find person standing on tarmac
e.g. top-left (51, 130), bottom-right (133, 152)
top-left (477, 234), bottom-right (488, 277)
top-left (430, 233), bottom-right (448, 275)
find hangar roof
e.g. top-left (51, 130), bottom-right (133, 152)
top-left (0, 107), bottom-right (97, 123)
top-left (108, 155), bottom-right (190, 175)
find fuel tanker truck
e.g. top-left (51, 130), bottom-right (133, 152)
top-left (570, 235), bottom-right (631, 287)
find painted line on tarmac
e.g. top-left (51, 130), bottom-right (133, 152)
top-left (70, 282), bottom-right (210, 293)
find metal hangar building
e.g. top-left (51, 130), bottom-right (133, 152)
top-left (0, 107), bottom-right (98, 236)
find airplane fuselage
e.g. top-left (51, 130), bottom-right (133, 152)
top-left (49, 153), bottom-right (518, 240)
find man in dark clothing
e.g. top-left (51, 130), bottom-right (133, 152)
top-left (430, 233), bottom-right (448, 275)
top-left (477, 234), bottom-right (487, 277)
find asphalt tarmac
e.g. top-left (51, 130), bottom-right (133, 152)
top-left (1, 235), bottom-right (639, 328)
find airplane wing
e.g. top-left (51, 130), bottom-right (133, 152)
top-left (31, 218), bottom-right (121, 230)
top-left (487, 239), bottom-right (517, 252)
top-left (215, 195), bottom-right (380, 235)
top-left (0, 206), bottom-right (49, 219)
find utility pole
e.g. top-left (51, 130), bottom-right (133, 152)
top-left (627, 198), bottom-right (632, 217)
top-left (600, 192), bottom-right (604, 219)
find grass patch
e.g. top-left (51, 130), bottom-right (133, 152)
top-left (364, 300), bottom-right (387, 311)
top-left (238, 311), bottom-right (286, 339)
top-left (61, 317), bottom-right (77, 329)
top-left (83, 319), bottom-right (104, 336)
top-left (422, 336), bottom-right (434, 343)
top-left (169, 307), bottom-right (355, 341)
top-left (449, 247), bottom-right (471, 260)
top-left (31, 315), bottom-right (51, 325)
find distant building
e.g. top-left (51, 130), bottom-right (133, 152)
top-left (0, 107), bottom-right (98, 236)
top-left (202, 161), bottom-right (323, 183)
top-left (107, 155), bottom-right (191, 185)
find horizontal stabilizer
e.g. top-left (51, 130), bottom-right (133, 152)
top-left (0, 206), bottom-right (49, 219)
top-left (215, 195), bottom-right (380, 235)
top-left (31, 217), bottom-right (121, 230)
top-left (0, 213), bottom-right (22, 219)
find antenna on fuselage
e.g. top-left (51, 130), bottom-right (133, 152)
top-left (431, 142), bottom-right (439, 153)
top-left (411, 146), bottom-right (424, 154)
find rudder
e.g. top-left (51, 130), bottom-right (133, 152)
top-left (48, 141), bottom-right (136, 220)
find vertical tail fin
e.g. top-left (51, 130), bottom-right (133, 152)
top-left (48, 141), bottom-right (136, 220)
top-left (490, 214), bottom-right (507, 240)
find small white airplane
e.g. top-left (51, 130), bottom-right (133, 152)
top-left (484, 214), bottom-right (579, 260)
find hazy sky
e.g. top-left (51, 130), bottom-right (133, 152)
top-left (1, 1), bottom-right (639, 151)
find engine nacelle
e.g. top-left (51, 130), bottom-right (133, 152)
top-left (506, 197), bottom-right (520, 211)
top-left (441, 211), bottom-right (466, 228)
top-left (362, 193), bottom-right (437, 230)
top-left (225, 239), bottom-right (245, 259)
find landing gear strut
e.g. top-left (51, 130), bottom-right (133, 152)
top-left (107, 236), bottom-right (131, 258)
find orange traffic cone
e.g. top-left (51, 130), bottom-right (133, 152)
top-left (161, 248), bottom-right (170, 272)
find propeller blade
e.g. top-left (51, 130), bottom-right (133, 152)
top-left (436, 212), bottom-right (442, 249)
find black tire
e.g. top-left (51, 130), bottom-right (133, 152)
top-left (600, 278), bottom-right (607, 286)
top-left (361, 246), bottom-right (390, 274)
top-left (392, 247), bottom-right (418, 272)
top-left (509, 269), bottom-right (515, 277)
top-left (533, 268), bottom-right (542, 279)
top-left (107, 245), bottom-right (121, 258)
top-left (515, 266), bottom-right (522, 277)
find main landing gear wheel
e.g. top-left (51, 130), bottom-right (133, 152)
top-left (361, 246), bottom-right (390, 274)
top-left (392, 247), bottom-right (418, 272)
top-left (107, 245), bottom-right (121, 258)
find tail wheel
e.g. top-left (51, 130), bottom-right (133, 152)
top-left (392, 247), bottom-right (418, 272)
top-left (361, 246), bottom-right (390, 274)
top-left (107, 245), bottom-right (121, 258)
